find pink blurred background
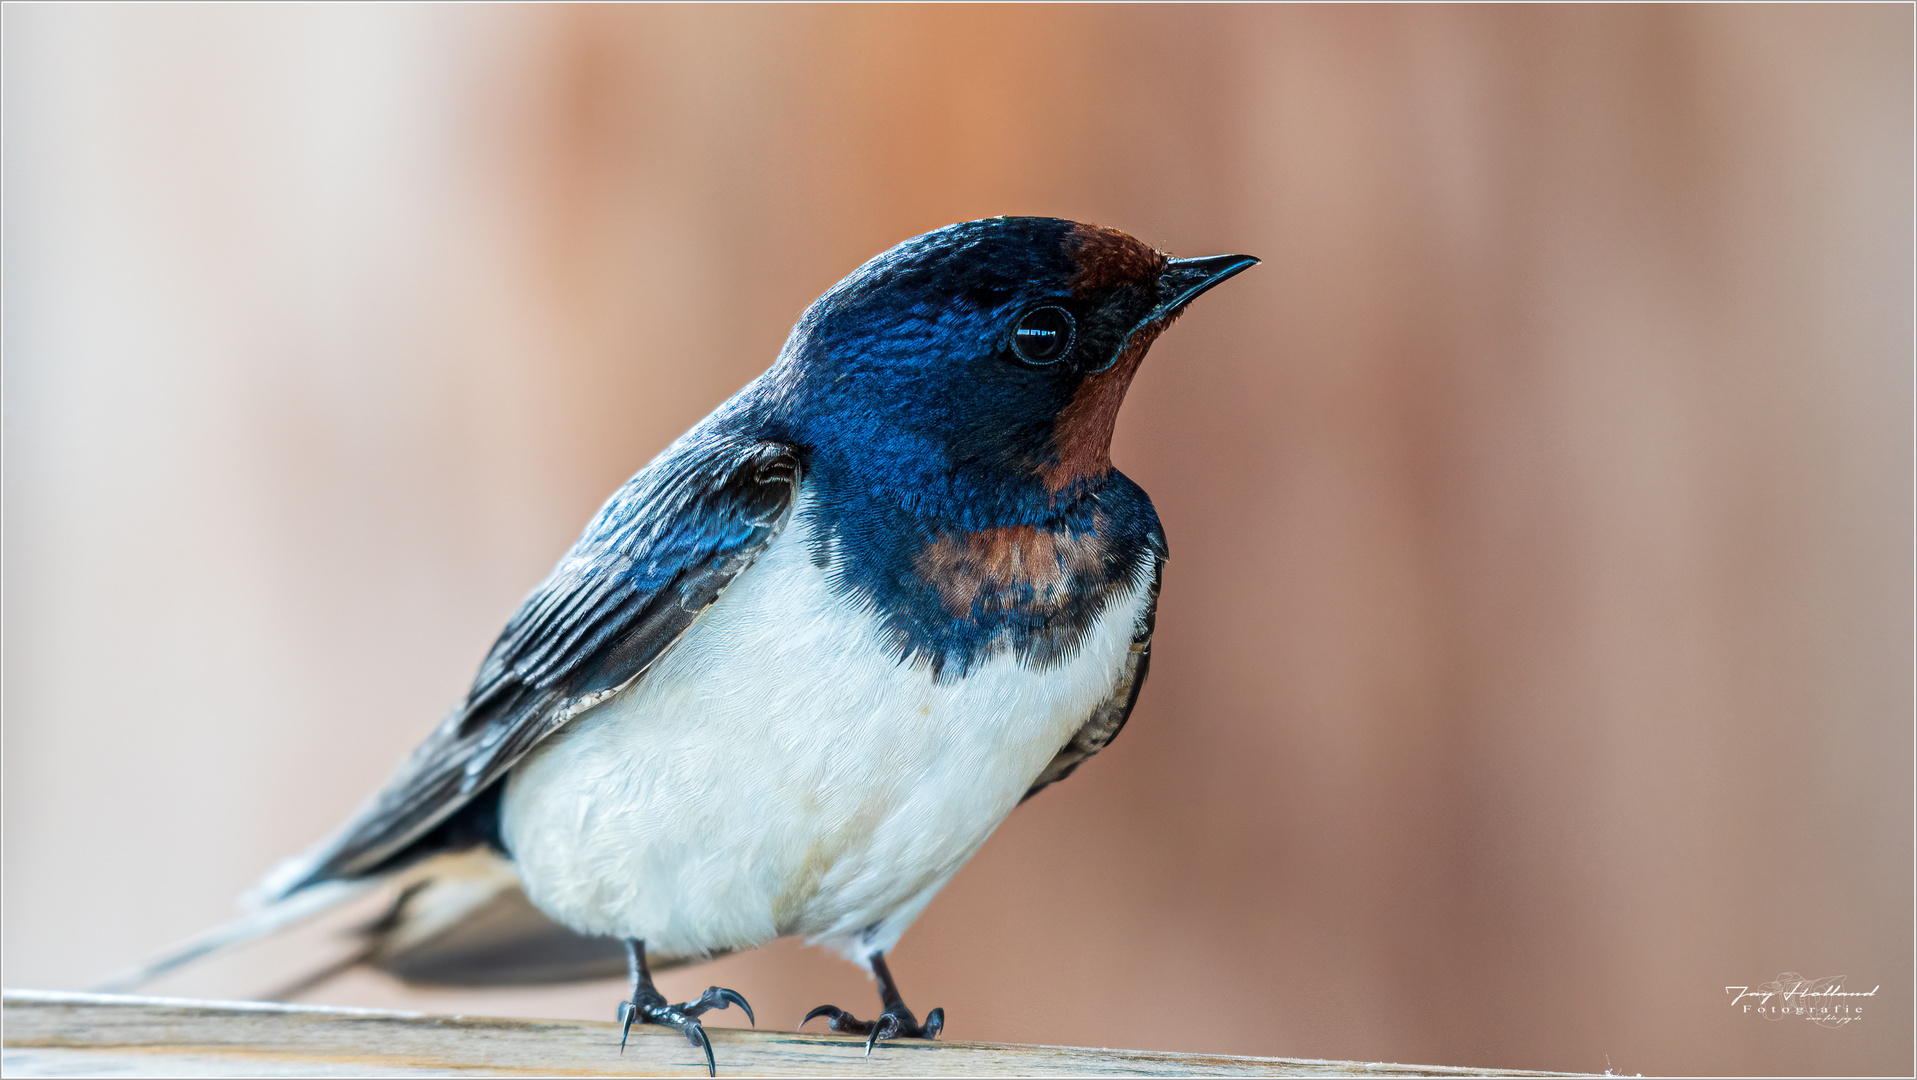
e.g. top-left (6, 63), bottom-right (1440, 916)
top-left (3, 5), bottom-right (1908, 1076)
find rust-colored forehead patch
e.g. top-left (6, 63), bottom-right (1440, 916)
top-left (1065, 223), bottom-right (1167, 293)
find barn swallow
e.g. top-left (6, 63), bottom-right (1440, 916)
top-left (120, 218), bottom-right (1255, 1074)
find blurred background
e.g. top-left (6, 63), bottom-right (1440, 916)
top-left (3, 4), bottom-right (1909, 1076)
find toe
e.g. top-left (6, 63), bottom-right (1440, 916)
top-left (685, 986), bottom-right (755, 1027)
top-left (802, 1004), bottom-right (871, 1035)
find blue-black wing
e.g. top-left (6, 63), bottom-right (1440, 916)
top-left (261, 435), bottom-right (802, 899)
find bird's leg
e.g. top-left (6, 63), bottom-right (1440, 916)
top-left (801, 951), bottom-right (944, 1054)
top-left (616, 938), bottom-right (754, 1075)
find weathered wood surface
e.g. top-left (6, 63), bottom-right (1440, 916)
top-left (2, 989), bottom-right (1592, 1077)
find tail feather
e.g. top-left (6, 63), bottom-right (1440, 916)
top-left (90, 850), bottom-right (632, 996)
top-left (257, 940), bottom-right (381, 1003)
top-left (363, 865), bottom-right (629, 986)
top-left (88, 879), bottom-right (375, 994)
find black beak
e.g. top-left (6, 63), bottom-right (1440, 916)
top-left (1114, 253), bottom-right (1259, 358)
top-left (1154, 254), bottom-right (1260, 320)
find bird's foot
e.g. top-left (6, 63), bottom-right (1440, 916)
top-left (801, 1002), bottom-right (944, 1055)
top-left (619, 985), bottom-right (754, 1075)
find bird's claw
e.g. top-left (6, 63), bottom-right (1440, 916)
top-left (693, 986), bottom-right (756, 1027)
top-left (688, 1021), bottom-right (714, 1077)
top-left (800, 1003), bottom-right (944, 1054)
top-left (800, 1003), bottom-right (848, 1030)
top-left (619, 985), bottom-right (754, 1075)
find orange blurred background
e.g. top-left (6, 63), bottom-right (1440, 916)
top-left (3, 5), bottom-right (1908, 1076)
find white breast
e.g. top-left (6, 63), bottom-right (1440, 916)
top-left (500, 497), bottom-right (1151, 964)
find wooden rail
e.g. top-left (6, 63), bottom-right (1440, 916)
top-left (2, 989), bottom-right (1591, 1077)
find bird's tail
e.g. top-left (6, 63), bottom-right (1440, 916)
top-left (88, 878), bottom-right (376, 994)
top-left (87, 849), bottom-right (629, 998)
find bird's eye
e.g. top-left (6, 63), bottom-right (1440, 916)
top-left (1010, 306), bottom-right (1075, 365)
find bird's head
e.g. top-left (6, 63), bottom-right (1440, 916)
top-left (764, 216), bottom-right (1256, 513)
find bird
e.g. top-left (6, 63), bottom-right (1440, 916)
top-left (99, 216), bottom-right (1256, 1074)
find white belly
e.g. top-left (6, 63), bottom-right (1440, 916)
top-left (500, 501), bottom-right (1150, 964)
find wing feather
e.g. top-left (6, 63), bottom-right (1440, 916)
top-left (258, 437), bottom-right (801, 902)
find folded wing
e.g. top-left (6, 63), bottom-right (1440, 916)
top-left (258, 435), bottom-right (803, 902)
